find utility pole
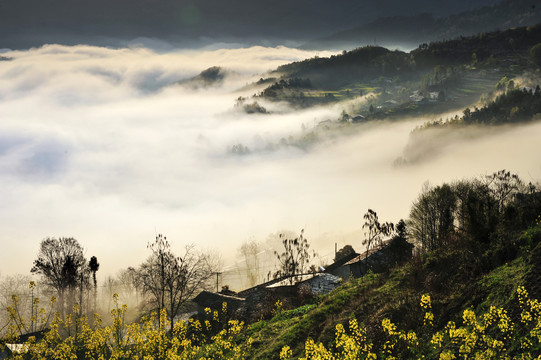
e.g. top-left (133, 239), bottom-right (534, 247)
top-left (216, 272), bottom-right (222, 292)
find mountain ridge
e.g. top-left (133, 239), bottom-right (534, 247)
top-left (302, 0), bottom-right (541, 50)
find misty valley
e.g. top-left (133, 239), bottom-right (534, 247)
top-left (1, 1), bottom-right (541, 358)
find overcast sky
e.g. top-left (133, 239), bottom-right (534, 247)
top-left (0, 0), bottom-right (501, 49)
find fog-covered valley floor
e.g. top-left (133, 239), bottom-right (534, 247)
top-left (1, 44), bottom-right (540, 287)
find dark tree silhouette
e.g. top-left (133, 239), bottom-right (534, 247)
top-left (484, 170), bottom-right (523, 214)
top-left (362, 209), bottom-right (394, 273)
top-left (387, 219), bottom-right (413, 266)
top-left (273, 230), bottom-right (315, 284)
top-left (408, 184), bottom-right (456, 252)
top-left (31, 237), bottom-right (88, 317)
top-left (89, 256), bottom-right (99, 313)
top-left (334, 245), bottom-right (356, 262)
top-left (89, 256), bottom-right (99, 290)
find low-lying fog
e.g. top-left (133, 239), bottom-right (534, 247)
top-left (1, 44), bottom-right (540, 288)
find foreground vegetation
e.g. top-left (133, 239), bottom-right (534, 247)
top-left (280, 285), bottom-right (541, 359)
top-left (2, 296), bottom-right (253, 359)
top-left (2, 276), bottom-right (541, 359)
top-left (1, 170), bottom-right (540, 359)
top-left (243, 169), bottom-right (541, 359)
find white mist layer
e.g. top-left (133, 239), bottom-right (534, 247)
top-left (0, 44), bottom-right (540, 289)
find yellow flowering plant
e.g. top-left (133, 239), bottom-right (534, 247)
top-left (2, 295), bottom-right (252, 360)
top-left (280, 287), bottom-right (541, 359)
top-left (3, 284), bottom-right (541, 359)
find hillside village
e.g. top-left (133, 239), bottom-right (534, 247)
top-left (193, 235), bottom-right (413, 323)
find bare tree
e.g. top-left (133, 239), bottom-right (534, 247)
top-left (103, 275), bottom-right (118, 312)
top-left (238, 239), bottom-right (262, 288)
top-left (483, 170), bottom-right (523, 213)
top-left (362, 209), bottom-right (394, 273)
top-left (140, 234), bottom-right (170, 312)
top-left (138, 235), bottom-right (215, 331)
top-left (117, 267), bottom-right (142, 304)
top-left (0, 274), bottom-right (32, 336)
top-left (273, 230), bottom-right (315, 284)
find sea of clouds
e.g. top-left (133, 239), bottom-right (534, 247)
top-left (0, 44), bottom-right (540, 285)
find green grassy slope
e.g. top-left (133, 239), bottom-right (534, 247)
top-left (243, 223), bottom-right (541, 359)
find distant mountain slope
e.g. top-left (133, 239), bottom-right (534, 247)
top-left (271, 46), bottom-right (411, 89)
top-left (410, 24), bottom-right (541, 66)
top-left (253, 24), bottom-right (541, 112)
top-left (303, 0), bottom-right (541, 50)
top-left (0, 0), bottom-right (498, 49)
top-left (302, 13), bottom-right (438, 50)
top-left (277, 24), bottom-right (541, 82)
